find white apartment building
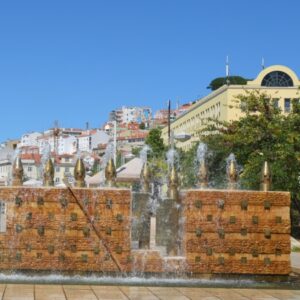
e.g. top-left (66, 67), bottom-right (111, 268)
top-left (37, 133), bottom-right (77, 155)
top-left (77, 130), bottom-right (110, 152)
top-left (110, 106), bottom-right (152, 126)
top-left (20, 132), bottom-right (42, 147)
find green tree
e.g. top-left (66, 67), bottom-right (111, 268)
top-left (207, 76), bottom-right (249, 91)
top-left (145, 128), bottom-right (166, 157)
top-left (178, 144), bottom-right (198, 188)
top-left (91, 159), bottom-right (100, 175)
top-left (201, 91), bottom-right (300, 236)
top-left (132, 147), bottom-right (142, 157)
top-left (139, 122), bottom-right (146, 130)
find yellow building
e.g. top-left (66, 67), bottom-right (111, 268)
top-left (162, 65), bottom-right (300, 150)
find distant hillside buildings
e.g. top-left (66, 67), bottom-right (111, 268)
top-left (109, 106), bottom-right (152, 127)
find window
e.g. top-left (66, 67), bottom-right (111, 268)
top-left (28, 166), bottom-right (32, 172)
top-left (0, 201), bottom-right (6, 233)
top-left (261, 71), bottom-right (293, 87)
top-left (273, 98), bottom-right (279, 108)
top-left (65, 167), bottom-right (70, 173)
top-left (56, 167), bottom-right (60, 172)
top-left (285, 99), bottom-right (291, 113)
top-left (55, 178), bottom-right (60, 183)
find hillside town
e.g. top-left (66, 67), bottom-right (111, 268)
top-left (0, 103), bottom-right (192, 186)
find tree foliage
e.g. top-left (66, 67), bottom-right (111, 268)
top-left (178, 144), bottom-right (198, 188)
top-left (132, 147), bottom-right (142, 157)
top-left (139, 122), bottom-right (146, 130)
top-left (207, 76), bottom-right (249, 91)
top-left (145, 128), bottom-right (166, 157)
top-left (200, 90), bottom-right (300, 236)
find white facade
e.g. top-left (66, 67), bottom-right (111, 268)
top-left (38, 134), bottom-right (77, 155)
top-left (57, 136), bottom-right (77, 155)
top-left (0, 159), bottom-right (40, 185)
top-left (22, 159), bottom-right (40, 181)
top-left (77, 130), bottom-right (110, 152)
top-left (20, 132), bottom-right (42, 147)
top-left (110, 106), bottom-right (152, 126)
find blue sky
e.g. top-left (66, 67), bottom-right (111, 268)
top-left (0, 0), bottom-right (300, 141)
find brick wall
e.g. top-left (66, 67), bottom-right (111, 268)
top-left (0, 187), bottom-right (291, 275)
top-left (183, 190), bottom-right (291, 275)
top-left (0, 187), bottom-right (131, 272)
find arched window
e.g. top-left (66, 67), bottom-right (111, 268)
top-left (261, 71), bottom-right (293, 87)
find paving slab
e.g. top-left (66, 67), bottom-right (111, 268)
top-left (120, 286), bottom-right (159, 300)
top-left (202, 288), bottom-right (249, 300)
top-left (258, 289), bottom-right (300, 300)
top-left (233, 288), bottom-right (281, 300)
top-left (91, 285), bottom-right (128, 300)
top-left (35, 284), bottom-right (66, 300)
top-left (3, 284), bottom-right (34, 300)
top-left (0, 283), bottom-right (299, 300)
top-left (175, 287), bottom-right (221, 300)
top-left (63, 287), bottom-right (97, 300)
top-left (148, 286), bottom-right (190, 300)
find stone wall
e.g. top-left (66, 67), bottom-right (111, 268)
top-left (0, 187), bottom-right (131, 272)
top-left (183, 190), bottom-right (291, 275)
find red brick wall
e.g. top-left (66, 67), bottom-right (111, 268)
top-left (0, 187), bottom-right (131, 272)
top-left (0, 187), bottom-right (291, 275)
top-left (183, 190), bottom-right (291, 275)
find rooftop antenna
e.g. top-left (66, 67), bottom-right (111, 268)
top-left (261, 57), bottom-right (265, 69)
top-left (168, 100), bottom-right (171, 146)
top-left (53, 120), bottom-right (60, 156)
top-left (226, 55), bottom-right (230, 85)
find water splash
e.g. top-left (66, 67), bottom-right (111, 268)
top-left (166, 148), bottom-right (179, 169)
top-left (7, 148), bottom-right (20, 185)
top-left (226, 153), bottom-right (240, 189)
top-left (76, 148), bottom-right (82, 160)
top-left (226, 153), bottom-right (237, 178)
top-left (0, 272), bottom-right (258, 287)
top-left (39, 142), bottom-right (51, 180)
top-left (101, 143), bottom-right (114, 169)
top-left (196, 143), bottom-right (208, 164)
top-left (140, 145), bottom-right (151, 164)
top-left (197, 143), bottom-right (209, 188)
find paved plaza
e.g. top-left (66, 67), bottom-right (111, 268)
top-left (0, 284), bottom-right (298, 300)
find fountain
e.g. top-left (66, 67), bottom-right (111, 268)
top-left (105, 158), bottom-right (116, 187)
top-left (197, 143), bottom-right (209, 188)
top-left (226, 153), bottom-right (238, 189)
top-left (0, 143), bottom-right (292, 285)
top-left (260, 160), bottom-right (271, 191)
top-left (43, 158), bottom-right (54, 186)
top-left (140, 145), bottom-right (152, 193)
top-left (167, 165), bottom-right (179, 202)
top-left (132, 145), bottom-right (152, 249)
top-left (12, 155), bottom-right (23, 186)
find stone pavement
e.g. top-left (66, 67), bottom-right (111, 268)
top-left (0, 284), bottom-right (299, 300)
